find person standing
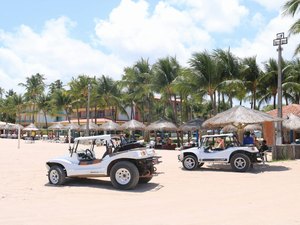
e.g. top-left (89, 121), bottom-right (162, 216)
top-left (243, 132), bottom-right (254, 145)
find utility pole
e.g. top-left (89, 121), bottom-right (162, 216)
top-left (273, 32), bottom-right (288, 145)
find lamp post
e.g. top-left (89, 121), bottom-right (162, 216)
top-left (86, 82), bottom-right (91, 136)
top-left (273, 32), bottom-right (288, 145)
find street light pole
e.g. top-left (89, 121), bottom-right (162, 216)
top-left (273, 32), bottom-right (288, 145)
top-left (86, 82), bottom-right (91, 136)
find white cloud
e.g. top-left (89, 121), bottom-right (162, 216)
top-left (0, 17), bottom-right (125, 94)
top-left (232, 14), bottom-right (298, 68)
top-left (251, 0), bottom-right (284, 12)
top-left (0, 0), bottom-right (298, 96)
top-left (250, 12), bottom-right (265, 28)
top-left (94, 0), bottom-right (251, 66)
top-left (167, 0), bottom-right (249, 32)
top-left (95, 0), bottom-right (212, 65)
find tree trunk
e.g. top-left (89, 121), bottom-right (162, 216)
top-left (94, 104), bottom-right (97, 124)
top-left (273, 94), bottom-right (277, 109)
top-left (76, 106), bottom-right (80, 125)
top-left (210, 93), bottom-right (216, 115)
top-left (43, 111), bottom-right (48, 130)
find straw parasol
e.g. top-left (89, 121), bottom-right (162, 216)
top-left (23, 123), bottom-right (39, 131)
top-left (48, 122), bottom-right (65, 130)
top-left (98, 120), bottom-right (121, 131)
top-left (14, 124), bottom-right (24, 130)
top-left (202, 106), bottom-right (282, 129)
top-left (203, 106), bottom-right (282, 143)
top-left (80, 122), bottom-right (99, 131)
top-left (121, 119), bottom-right (145, 131)
top-left (283, 114), bottom-right (300, 131)
top-left (64, 123), bottom-right (80, 130)
top-left (179, 118), bottom-right (204, 132)
top-left (145, 118), bottom-right (177, 131)
top-left (0, 122), bottom-right (19, 130)
top-left (222, 124), bottom-right (262, 133)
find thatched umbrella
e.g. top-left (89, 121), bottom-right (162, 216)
top-left (203, 106), bottom-right (281, 129)
top-left (23, 123), bottom-right (39, 131)
top-left (178, 118), bottom-right (204, 146)
top-left (98, 121), bottom-right (121, 131)
top-left (64, 123), bottom-right (80, 130)
top-left (48, 122), bottom-right (65, 130)
top-left (0, 123), bottom-right (22, 141)
top-left (64, 123), bottom-right (80, 147)
top-left (145, 119), bottom-right (178, 148)
top-left (121, 119), bottom-right (145, 131)
top-left (80, 122), bottom-right (99, 131)
top-left (0, 122), bottom-right (18, 130)
top-left (48, 122), bottom-right (65, 140)
top-left (222, 124), bottom-right (262, 133)
top-left (145, 118), bottom-right (177, 131)
top-left (179, 118), bottom-right (204, 132)
top-left (120, 119), bottom-right (145, 140)
top-left (283, 114), bottom-right (300, 131)
top-left (203, 106), bottom-right (282, 143)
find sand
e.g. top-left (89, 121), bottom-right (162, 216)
top-left (0, 138), bottom-right (300, 225)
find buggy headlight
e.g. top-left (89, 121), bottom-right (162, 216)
top-left (146, 149), bottom-right (155, 155)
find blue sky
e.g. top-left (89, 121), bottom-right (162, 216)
top-left (0, 0), bottom-right (298, 94)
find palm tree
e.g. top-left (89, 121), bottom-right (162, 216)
top-left (213, 48), bottom-right (243, 109)
top-left (18, 73), bottom-right (45, 123)
top-left (0, 87), bottom-right (4, 99)
top-left (0, 90), bottom-right (18, 123)
top-left (283, 0), bottom-right (300, 55)
top-left (37, 94), bottom-right (52, 129)
top-left (172, 68), bottom-right (204, 121)
top-left (13, 94), bottom-right (24, 124)
top-left (120, 58), bottom-right (153, 122)
top-left (51, 90), bottom-right (73, 123)
top-left (283, 58), bottom-right (300, 103)
top-left (96, 75), bottom-right (125, 121)
top-left (68, 75), bottom-right (94, 124)
top-left (189, 51), bottom-right (219, 115)
top-left (152, 56), bottom-right (181, 123)
top-left (241, 56), bottom-right (262, 109)
top-left (48, 80), bottom-right (64, 95)
top-left (258, 58), bottom-right (282, 109)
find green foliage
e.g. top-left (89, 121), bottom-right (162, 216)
top-left (2, 46), bottom-right (300, 126)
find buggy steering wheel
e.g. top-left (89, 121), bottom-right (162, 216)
top-left (85, 149), bottom-right (94, 160)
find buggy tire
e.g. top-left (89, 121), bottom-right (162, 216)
top-left (48, 165), bottom-right (66, 185)
top-left (230, 153), bottom-right (251, 172)
top-left (139, 176), bottom-right (153, 184)
top-left (182, 155), bottom-right (198, 170)
top-left (110, 161), bottom-right (139, 190)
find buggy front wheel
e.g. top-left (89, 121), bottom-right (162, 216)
top-left (48, 165), bottom-right (66, 185)
top-left (182, 155), bottom-right (198, 170)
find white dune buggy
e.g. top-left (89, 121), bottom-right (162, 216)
top-left (46, 135), bottom-right (161, 190)
top-left (178, 133), bottom-right (263, 172)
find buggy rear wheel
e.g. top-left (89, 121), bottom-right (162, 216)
top-left (110, 161), bottom-right (139, 190)
top-left (230, 153), bottom-right (251, 172)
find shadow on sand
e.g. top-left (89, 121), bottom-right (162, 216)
top-left (181, 163), bottom-right (290, 174)
top-left (45, 177), bottom-right (163, 192)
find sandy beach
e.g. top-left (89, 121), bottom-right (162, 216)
top-left (0, 138), bottom-right (300, 225)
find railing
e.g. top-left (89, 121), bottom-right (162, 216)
top-left (272, 144), bottom-right (300, 160)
